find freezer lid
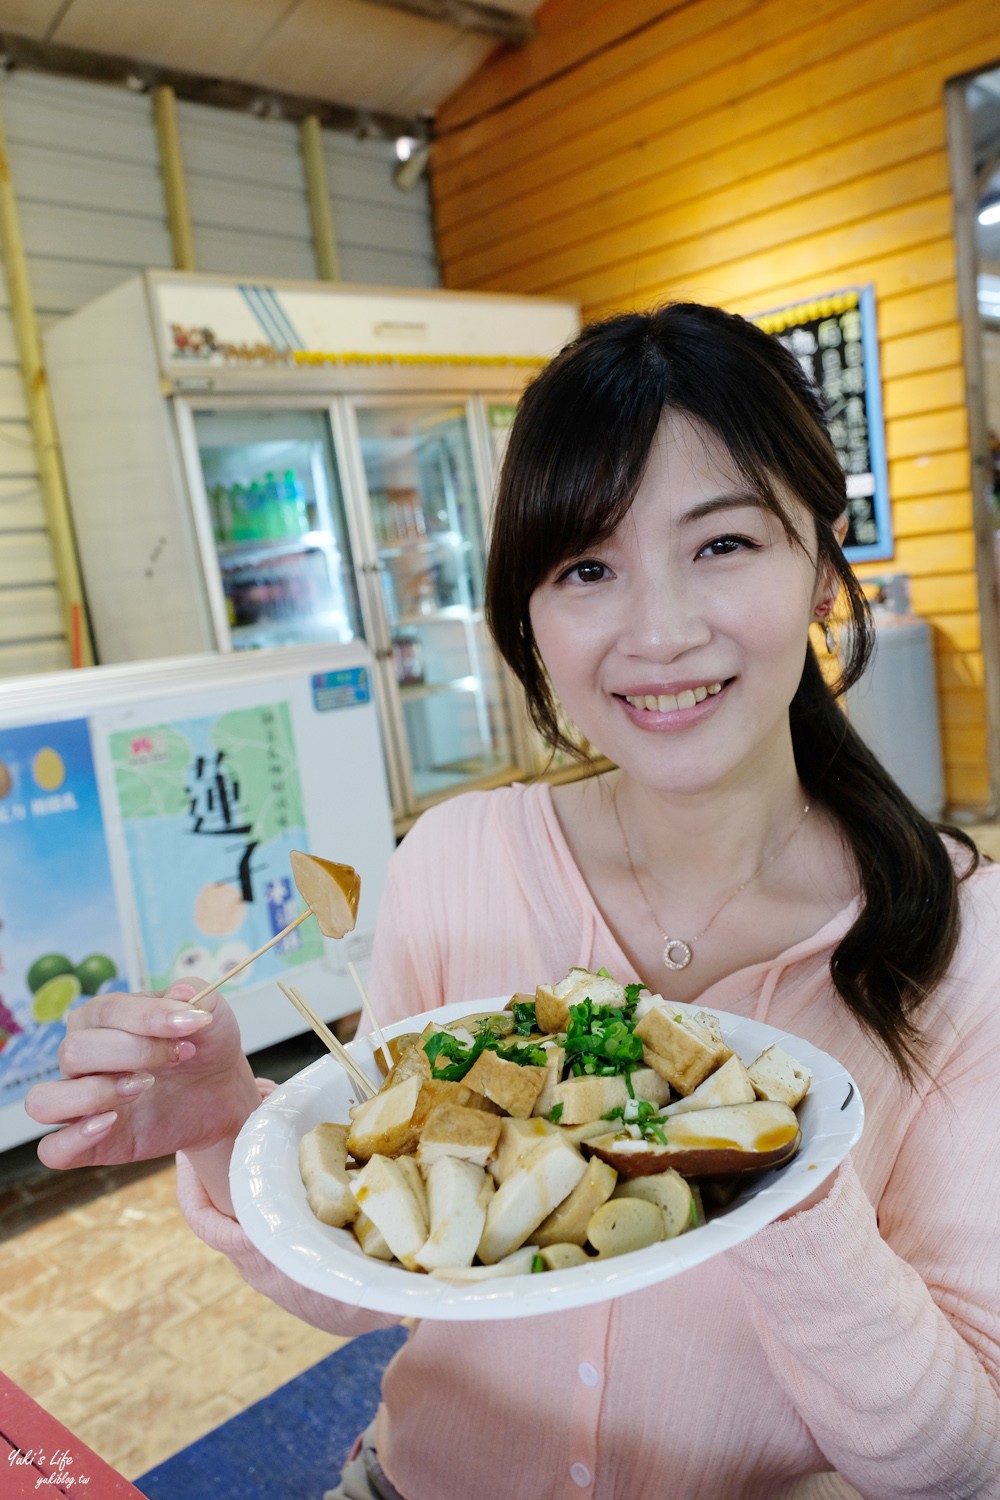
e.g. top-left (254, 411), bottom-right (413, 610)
top-left (143, 270), bottom-right (579, 394)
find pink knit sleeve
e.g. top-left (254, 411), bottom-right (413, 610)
top-left (727, 1015), bottom-right (1000, 1498)
top-left (175, 1150), bottom-right (400, 1338)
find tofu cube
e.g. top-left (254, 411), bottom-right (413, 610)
top-left (298, 1121), bottom-right (357, 1228)
top-left (462, 1049), bottom-right (547, 1118)
top-left (534, 968), bottom-right (627, 1033)
top-left (548, 1067), bottom-right (670, 1126)
top-left (662, 1054), bottom-right (755, 1116)
top-left (351, 1154), bottom-right (429, 1270)
top-left (416, 1102), bottom-right (503, 1168)
top-left (746, 1044), bottom-right (811, 1108)
top-left (477, 1134), bottom-right (587, 1264)
top-left (414, 1157), bottom-right (494, 1273)
top-left (634, 1003), bottom-right (732, 1094)
top-left (346, 1072), bottom-right (424, 1161)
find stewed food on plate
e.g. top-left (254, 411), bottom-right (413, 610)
top-left (297, 967), bottom-right (812, 1278)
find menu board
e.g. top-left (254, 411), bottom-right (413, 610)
top-left (109, 701), bottom-right (323, 993)
top-left (755, 287), bottom-right (893, 562)
top-left (0, 718), bottom-right (129, 1107)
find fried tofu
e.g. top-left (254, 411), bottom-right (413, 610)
top-left (746, 1044), bottom-right (812, 1109)
top-left (350, 1154), bottom-right (428, 1271)
top-left (547, 1066), bottom-right (670, 1126)
top-left (346, 1072), bottom-right (424, 1161)
top-left (489, 1116), bottom-right (558, 1184)
top-left (298, 1122), bottom-right (357, 1228)
top-left (416, 1102), bottom-right (503, 1168)
top-left (477, 1134), bottom-right (587, 1264)
top-left (410, 1078), bottom-right (497, 1133)
top-left (462, 1049), bottom-right (547, 1118)
top-left (414, 1157), bottom-right (494, 1273)
top-left (534, 968), bottom-right (628, 1034)
top-left (634, 1003), bottom-right (732, 1094)
top-left (662, 1054), bottom-right (755, 1116)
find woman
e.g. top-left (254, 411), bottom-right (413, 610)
top-left (27, 304), bottom-right (1000, 1499)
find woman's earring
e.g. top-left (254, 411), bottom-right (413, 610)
top-left (814, 600), bottom-right (836, 655)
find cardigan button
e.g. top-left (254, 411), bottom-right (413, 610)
top-left (570, 1463), bottom-right (592, 1487)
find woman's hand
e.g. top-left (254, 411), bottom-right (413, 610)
top-left (24, 980), bottom-right (261, 1172)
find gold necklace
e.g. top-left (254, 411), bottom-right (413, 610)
top-left (611, 788), bottom-right (811, 971)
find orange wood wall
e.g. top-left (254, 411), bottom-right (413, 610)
top-left (433, 0), bottom-right (1000, 812)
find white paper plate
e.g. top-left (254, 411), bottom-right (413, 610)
top-left (230, 997), bottom-right (863, 1321)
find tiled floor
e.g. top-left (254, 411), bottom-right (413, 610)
top-left (1, 1027), bottom-right (350, 1482)
top-left (4, 824), bottom-right (999, 1485)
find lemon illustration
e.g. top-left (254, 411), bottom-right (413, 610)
top-left (26, 952), bottom-right (74, 994)
top-left (33, 972), bottom-right (81, 1023)
top-left (32, 747), bottom-right (65, 792)
top-left (75, 954), bottom-right (117, 996)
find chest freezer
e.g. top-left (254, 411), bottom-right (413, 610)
top-left (0, 641), bottom-right (394, 1151)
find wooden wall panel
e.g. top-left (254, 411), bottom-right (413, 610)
top-left (435, 0), bottom-right (1000, 811)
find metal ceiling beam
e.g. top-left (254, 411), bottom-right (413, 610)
top-left (355, 0), bottom-right (535, 45)
top-left (0, 31), bottom-right (422, 137)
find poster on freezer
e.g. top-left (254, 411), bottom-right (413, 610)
top-left (0, 718), bottom-right (129, 1106)
top-left (109, 701), bottom-right (322, 993)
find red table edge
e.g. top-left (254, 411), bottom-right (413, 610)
top-left (0, 1372), bottom-right (148, 1496)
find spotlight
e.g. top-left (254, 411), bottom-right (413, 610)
top-left (393, 141), bottom-right (430, 190)
top-left (979, 200), bottom-right (1000, 227)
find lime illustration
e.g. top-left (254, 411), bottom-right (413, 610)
top-left (32, 972), bottom-right (81, 1023)
top-left (74, 953), bottom-right (118, 996)
top-left (32, 747), bottom-right (66, 792)
top-left (26, 952), bottom-right (75, 994)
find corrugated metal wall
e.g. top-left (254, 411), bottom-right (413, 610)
top-left (178, 101), bottom-right (318, 281)
top-left (0, 70), bottom-right (438, 679)
top-left (433, 0), bottom-right (1000, 811)
top-left (325, 133), bottom-right (438, 287)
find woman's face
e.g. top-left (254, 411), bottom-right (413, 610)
top-left (528, 412), bottom-right (830, 798)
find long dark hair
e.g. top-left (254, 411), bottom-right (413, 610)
top-left (485, 302), bottom-right (977, 1082)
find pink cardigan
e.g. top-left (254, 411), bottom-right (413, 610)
top-left (177, 783), bottom-right (1000, 1500)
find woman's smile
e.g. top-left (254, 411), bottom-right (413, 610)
top-left (614, 678), bottom-right (730, 728)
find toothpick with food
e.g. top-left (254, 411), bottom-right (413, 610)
top-left (185, 850), bottom-right (361, 1007)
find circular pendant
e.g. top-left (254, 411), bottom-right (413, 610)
top-left (662, 938), bottom-right (693, 971)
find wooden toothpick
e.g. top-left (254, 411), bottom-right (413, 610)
top-left (347, 959), bottom-right (393, 1073)
top-left (186, 909), bottom-right (313, 1006)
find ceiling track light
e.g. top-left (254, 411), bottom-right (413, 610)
top-left (393, 140), bottom-right (430, 189)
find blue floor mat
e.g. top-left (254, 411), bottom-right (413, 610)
top-left (136, 1325), bottom-right (408, 1500)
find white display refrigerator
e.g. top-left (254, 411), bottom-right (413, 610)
top-left (0, 641), bottom-right (394, 1151)
top-left (45, 272), bottom-right (580, 832)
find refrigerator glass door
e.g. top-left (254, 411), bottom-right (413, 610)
top-left (192, 409), bottom-right (362, 650)
top-left (354, 401), bottom-right (516, 804)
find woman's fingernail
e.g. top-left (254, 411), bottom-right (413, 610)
top-left (166, 983), bottom-right (197, 1001)
top-left (117, 1073), bottom-right (155, 1097)
top-left (171, 1040), bottom-right (197, 1063)
top-left (81, 1111), bottom-right (118, 1137)
top-left (165, 1009), bottom-right (212, 1032)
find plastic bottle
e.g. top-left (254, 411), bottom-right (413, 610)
top-left (263, 471), bottom-right (285, 540)
top-left (246, 480), bottom-right (266, 540)
top-left (282, 468), bottom-right (309, 538)
top-left (229, 483), bottom-right (253, 542)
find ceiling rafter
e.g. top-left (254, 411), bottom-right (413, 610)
top-left (355, 0), bottom-right (534, 45)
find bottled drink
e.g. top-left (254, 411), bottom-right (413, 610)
top-left (282, 468), bottom-right (309, 537)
